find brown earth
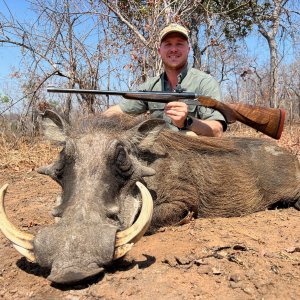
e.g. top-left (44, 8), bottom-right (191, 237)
top-left (0, 125), bottom-right (299, 300)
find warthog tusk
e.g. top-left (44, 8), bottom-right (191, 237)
top-left (113, 243), bottom-right (134, 260)
top-left (13, 244), bottom-right (36, 262)
top-left (0, 184), bottom-right (36, 262)
top-left (114, 181), bottom-right (153, 255)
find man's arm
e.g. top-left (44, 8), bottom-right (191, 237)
top-left (185, 118), bottom-right (223, 137)
top-left (104, 102), bottom-right (223, 137)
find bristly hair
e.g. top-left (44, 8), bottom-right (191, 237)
top-left (157, 130), bottom-right (238, 154)
top-left (72, 114), bottom-right (146, 135)
top-left (69, 114), bottom-right (238, 154)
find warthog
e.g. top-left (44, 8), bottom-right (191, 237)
top-left (1, 111), bottom-right (299, 284)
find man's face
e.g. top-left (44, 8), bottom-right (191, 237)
top-left (158, 33), bottom-right (190, 71)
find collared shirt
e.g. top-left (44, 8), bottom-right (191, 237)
top-left (119, 65), bottom-right (227, 131)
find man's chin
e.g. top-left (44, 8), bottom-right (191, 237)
top-left (164, 62), bottom-right (185, 70)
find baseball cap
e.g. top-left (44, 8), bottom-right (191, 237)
top-left (159, 23), bottom-right (189, 43)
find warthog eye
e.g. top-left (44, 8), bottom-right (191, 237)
top-left (53, 151), bottom-right (73, 184)
top-left (115, 145), bottom-right (133, 178)
top-left (55, 165), bottom-right (65, 180)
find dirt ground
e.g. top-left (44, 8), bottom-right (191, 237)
top-left (0, 125), bottom-right (299, 300)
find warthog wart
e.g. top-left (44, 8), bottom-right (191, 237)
top-left (1, 111), bottom-right (299, 284)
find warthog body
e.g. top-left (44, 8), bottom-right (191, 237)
top-left (1, 112), bottom-right (300, 284)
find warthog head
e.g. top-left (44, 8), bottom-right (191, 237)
top-left (0, 110), bottom-right (165, 283)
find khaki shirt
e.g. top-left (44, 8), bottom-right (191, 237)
top-left (119, 65), bottom-right (227, 131)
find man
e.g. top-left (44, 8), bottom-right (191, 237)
top-left (105, 23), bottom-right (227, 137)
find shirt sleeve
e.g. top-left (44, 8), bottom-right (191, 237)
top-left (119, 99), bottom-right (148, 114)
top-left (198, 74), bottom-right (221, 101)
top-left (118, 81), bottom-right (151, 114)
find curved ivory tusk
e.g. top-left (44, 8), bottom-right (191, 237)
top-left (113, 243), bottom-right (134, 260)
top-left (0, 184), bottom-right (35, 251)
top-left (115, 181), bottom-right (153, 248)
top-left (13, 244), bottom-right (36, 262)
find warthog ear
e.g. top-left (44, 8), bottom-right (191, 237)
top-left (40, 109), bottom-right (68, 143)
top-left (129, 118), bottom-right (166, 149)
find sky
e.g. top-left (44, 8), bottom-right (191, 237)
top-left (0, 1), bottom-right (32, 94)
top-left (0, 47), bottom-right (22, 81)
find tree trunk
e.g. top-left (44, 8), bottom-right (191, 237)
top-left (268, 37), bottom-right (279, 108)
top-left (190, 18), bottom-right (201, 68)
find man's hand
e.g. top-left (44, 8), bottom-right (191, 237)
top-left (164, 101), bottom-right (188, 128)
top-left (164, 101), bottom-right (224, 137)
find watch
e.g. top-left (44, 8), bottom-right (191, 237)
top-left (183, 116), bottom-right (193, 129)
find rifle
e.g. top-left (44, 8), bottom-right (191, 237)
top-left (47, 87), bottom-right (285, 140)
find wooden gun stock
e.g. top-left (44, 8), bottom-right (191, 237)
top-left (197, 96), bottom-right (285, 140)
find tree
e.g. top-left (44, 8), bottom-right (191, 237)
top-left (0, 0), bottom-right (111, 120)
top-left (248, 0), bottom-right (300, 108)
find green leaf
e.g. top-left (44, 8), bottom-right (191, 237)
top-left (0, 95), bottom-right (10, 103)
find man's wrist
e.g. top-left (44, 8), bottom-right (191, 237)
top-left (183, 116), bottom-right (194, 129)
top-left (177, 116), bottom-right (193, 130)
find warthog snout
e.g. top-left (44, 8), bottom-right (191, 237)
top-left (35, 223), bottom-right (117, 283)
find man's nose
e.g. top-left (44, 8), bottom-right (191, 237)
top-left (169, 45), bottom-right (178, 52)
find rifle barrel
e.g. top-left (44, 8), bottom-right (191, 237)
top-left (47, 87), bottom-right (127, 96)
top-left (46, 87), bottom-right (199, 105)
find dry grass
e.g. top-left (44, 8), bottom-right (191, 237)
top-left (0, 133), bottom-right (60, 171)
top-left (276, 124), bottom-right (300, 160)
top-left (0, 124), bottom-right (299, 171)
